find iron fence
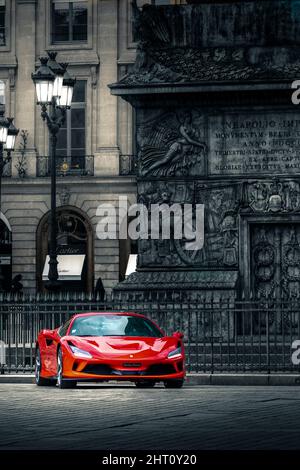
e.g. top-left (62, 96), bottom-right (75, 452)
top-left (0, 292), bottom-right (300, 375)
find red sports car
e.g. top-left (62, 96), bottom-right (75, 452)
top-left (35, 312), bottom-right (185, 389)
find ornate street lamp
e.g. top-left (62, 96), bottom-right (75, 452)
top-left (0, 109), bottom-right (19, 291)
top-left (0, 110), bottom-right (19, 182)
top-left (32, 53), bottom-right (75, 291)
top-left (0, 109), bottom-right (9, 144)
top-left (57, 63), bottom-right (75, 109)
top-left (5, 118), bottom-right (19, 155)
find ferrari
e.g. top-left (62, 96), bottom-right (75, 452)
top-left (35, 311), bottom-right (185, 389)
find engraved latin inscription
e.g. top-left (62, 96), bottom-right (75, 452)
top-left (209, 113), bottom-right (300, 175)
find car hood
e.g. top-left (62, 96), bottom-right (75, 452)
top-left (66, 335), bottom-right (178, 358)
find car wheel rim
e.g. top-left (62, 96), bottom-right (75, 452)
top-left (35, 351), bottom-right (41, 383)
top-left (57, 352), bottom-right (62, 386)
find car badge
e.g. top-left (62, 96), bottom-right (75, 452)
top-left (130, 354), bottom-right (134, 358)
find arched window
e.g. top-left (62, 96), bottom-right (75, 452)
top-left (37, 207), bottom-right (94, 293)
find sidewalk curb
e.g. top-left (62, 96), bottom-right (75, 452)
top-left (186, 374), bottom-right (300, 386)
top-left (1, 374), bottom-right (300, 385)
top-left (0, 375), bottom-right (35, 384)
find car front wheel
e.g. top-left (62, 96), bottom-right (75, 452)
top-left (57, 348), bottom-right (77, 389)
top-left (164, 380), bottom-right (184, 389)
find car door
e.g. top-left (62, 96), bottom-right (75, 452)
top-left (48, 319), bottom-right (72, 376)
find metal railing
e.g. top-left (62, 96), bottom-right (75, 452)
top-left (119, 154), bottom-right (137, 175)
top-left (0, 292), bottom-right (300, 374)
top-left (37, 155), bottom-right (94, 177)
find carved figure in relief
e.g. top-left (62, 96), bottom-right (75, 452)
top-left (139, 111), bottom-right (207, 177)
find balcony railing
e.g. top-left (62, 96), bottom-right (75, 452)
top-left (119, 154), bottom-right (137, 176)
top-left (37, 155), bottom-right (94, 177)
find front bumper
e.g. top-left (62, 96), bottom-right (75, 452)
top-left (63, 354), bottom-right (185, 382)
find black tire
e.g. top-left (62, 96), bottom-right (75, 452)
top-left (35, 347), bottom-right (55, 386)
top-left (57, 348), bottom-right (77, 389)
top-left (135, 380), bottom-right (156, 388)
top-left (164, 380), bottom-right (184, 389)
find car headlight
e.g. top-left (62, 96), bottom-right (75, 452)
top-left (69, 345), bottom-right (93, 359)
top-left (168, 347), bottom-right (182, 359)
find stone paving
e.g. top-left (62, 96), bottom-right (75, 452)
top-left (0, 383), bottom-right (300, 450)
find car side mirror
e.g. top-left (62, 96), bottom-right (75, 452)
top-left (172, 331), bottom-right (184, 340)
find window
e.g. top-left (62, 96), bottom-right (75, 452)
top-left (0, 0), bottom-right (5, 46)
top-left (56, 80), bottom-right (86, 165)
top-left (52, 0), bottom-right (88, 43)
top-left (70, 315), bottom-right (163, 338)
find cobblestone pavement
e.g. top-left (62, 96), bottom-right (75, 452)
top-left (1, 383), bottom-right (300, 450)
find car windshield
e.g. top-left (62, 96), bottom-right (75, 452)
top-left (69, 315), bottom-right (163, 338)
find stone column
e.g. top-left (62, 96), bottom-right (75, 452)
top-left (94, 0), bottom-right (119, 176)
top-left (14, 0), bottom-right (37, 178)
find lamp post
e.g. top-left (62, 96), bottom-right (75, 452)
top-left (32, 52), bottom-right (75, 291)
top-left (0, 109), bottom-right (19, 291)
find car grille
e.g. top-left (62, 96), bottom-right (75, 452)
top-left (113, 370), bottom-right (143, 376)
top-left (82, 364), bottom-right (113, 375)
top-left (81, 363), bottom-right (177, 377)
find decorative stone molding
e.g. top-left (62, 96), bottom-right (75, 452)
top-left (8, 68), bottom-right (16, 90)
top-left (116, 270), bottom-right (239, 291)
top-left (91, 65), bottom-right (98, 89)
top-left (58, 187), bottom-right (71, 207)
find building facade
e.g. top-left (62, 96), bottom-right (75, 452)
top-left (0, 0), bottom-right (185, 294)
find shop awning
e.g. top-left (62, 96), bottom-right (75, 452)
top-left (42, 254), bottom-right (85, 281)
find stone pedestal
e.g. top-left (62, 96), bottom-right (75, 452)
top-left (110, 1), bottom-right (300, 301)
